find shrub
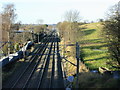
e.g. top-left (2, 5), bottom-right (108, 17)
top-left (73, 72), bottom-right (120, 88)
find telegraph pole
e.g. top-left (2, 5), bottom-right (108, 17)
top-left (23, 31), bottom-right (26, 60)
top-left (76, 42), bottom-right (80, 88)
top-left (38, 33), bottom-right (39, 43)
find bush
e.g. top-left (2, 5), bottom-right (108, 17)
top-left (73, 72), bottom-right (120, 88)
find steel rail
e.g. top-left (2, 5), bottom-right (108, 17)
top-left (11, 35), bottom-right (51, 88)
top-left (49, 33), bottom-right (56, 88)
top-left (37, 36), bottom-right (54, 89)
top-left (22, 36), bottom-right (52, 89)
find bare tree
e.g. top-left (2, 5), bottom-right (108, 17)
top-left (64, 9), bottom-right (80, 22)
top-left (63, 10), bottom-right (82, 43)
top-left (2, 4), bottom-right (17, 54)
top-left (57, 10), bottom-right (83, 58)
top-left (36, 19), bottom-right (43, 25)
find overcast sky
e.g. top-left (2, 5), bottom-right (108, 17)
top-left (0, 0), bottom-right (119, 24)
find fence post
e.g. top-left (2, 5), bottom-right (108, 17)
top-left (23, 32), bottom-right (26, 60)
top-left (76, 42), bottom-right (80, 88)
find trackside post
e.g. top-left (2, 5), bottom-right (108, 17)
top-left (76, 42), bottom-right (80, 88)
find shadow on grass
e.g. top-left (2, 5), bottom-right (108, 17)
top-left (84, 63), bottom-right (100, 70)
top-left (84, 56), bottom-right (109, 62)
top-left (84, 63), bottom-right (93, 69)
top-left (81, 50), bottom-right (104, 58)
top-left (81, 44), bottom-right (108, 50)
top-left (80, 27), bottom-right (87, 29)
top-left (82, 29), bottom-right (96, 35)
top-left (87, 51), bottom-right (104, 57)
top-left (79, 39), bottom-right (105, 44)
top-left (80, 44), bottom-right (108, 59)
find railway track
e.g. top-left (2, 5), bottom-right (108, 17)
top-left (3, 32), bottom-right (65, 89)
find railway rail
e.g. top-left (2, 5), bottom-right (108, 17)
top-left (3, 31), bottom-right (65, 89)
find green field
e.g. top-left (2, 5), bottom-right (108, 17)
top-left (79, 22), bottom-right (112, 70)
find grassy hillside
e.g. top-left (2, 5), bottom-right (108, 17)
top-left (79, 22), bottom-right (112, 70)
